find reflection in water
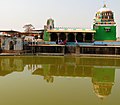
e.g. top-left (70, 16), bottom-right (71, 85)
top-left (0, 57), bottom-right (24, 76)
top-left (92, 67), bottom-right (115, 99)
top-left (0, 56), bottom-right (117, 99)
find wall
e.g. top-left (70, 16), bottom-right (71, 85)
top-left (94, 25), bottom-right (116, 41)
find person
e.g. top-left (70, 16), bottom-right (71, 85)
top-left (63, 40), bottom-right (67, 45)
top-left (75, 40), bottom-right (78, 44)
top-left (75, 40), bottom-right (78, 46)
top-left (59, 40), bottom-right (63, 44)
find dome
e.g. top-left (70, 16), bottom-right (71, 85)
top-left (97, 4), bottom-right (112, 13)
top-left (93, 83), bottom-right (113, 99)
top-left (94, 4), bottom-right (115, 24)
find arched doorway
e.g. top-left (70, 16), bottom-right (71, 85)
top-left (50, 33), bottom-right (58, 41)
top-left (85, 33), bottom-right (92, 42)
top-left (59, 33), bottom-right (66, 41)
top-left (68, 33), bottom-right (75, 42)
top-left (9, 41), bottom-right (14, 50)
top-left (76, 33), bottom-right (83, 42)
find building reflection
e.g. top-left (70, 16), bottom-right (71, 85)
top-left (92, 67), bottom-right (115, 99)
top-left (32, 64), bottom-right (115, 98)
top-left (0, 57), bottom-right (24, 76)
top-left (0, 56), bottom-right (117, 98)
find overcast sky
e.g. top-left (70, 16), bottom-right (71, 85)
top-left (0, 0), bottom-right (120, 36)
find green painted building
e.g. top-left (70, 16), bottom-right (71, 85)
top-left (44, 4), bottom-right (116, 42)
top-left (93, 4), bottom-right (116, 41)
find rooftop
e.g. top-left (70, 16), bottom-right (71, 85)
top-left (47, 27), bottom-right (96, 33)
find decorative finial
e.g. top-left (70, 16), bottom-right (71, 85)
top-left (103, 4), bottom-right (107, 8)
top-left (103, 0), bottom-right (107, 8)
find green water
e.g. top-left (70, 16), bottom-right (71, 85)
top-left (0, 56), bottom-right (120, 105)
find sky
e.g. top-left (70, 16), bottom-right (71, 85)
top-left (0, 0), bottom-right (120, 36)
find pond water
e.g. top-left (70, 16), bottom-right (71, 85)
top-left (0, 56), bottom-right (120, 105)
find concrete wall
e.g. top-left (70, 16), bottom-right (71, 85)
top-left (1, 37), bottom-right (23, 50)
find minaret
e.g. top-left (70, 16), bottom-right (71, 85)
top-left (43, 18), bottom-right (55, 41)
top-left (93, 4), bottom-right (116, 41)
top-left (47, 18), bottom-right (54, 30)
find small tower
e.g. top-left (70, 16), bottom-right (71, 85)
top-left (43, 18), bottom-right (55, 41)
top-left (93, 4), bottom-right (116, 41)
top-left (47, 18), bottom-right (54, 30)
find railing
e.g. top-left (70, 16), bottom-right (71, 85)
top-left (94, 41), bottom-right (120, 46)
top-left (66, 42), bottom-right (94, 46)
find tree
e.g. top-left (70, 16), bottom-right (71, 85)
top-left (23, 24), bottom-right (35, 33)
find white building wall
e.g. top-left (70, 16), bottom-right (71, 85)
top-left (1, 37), bottom-right (23, 50)
top-left (14, 38), bottom-right (23, 50)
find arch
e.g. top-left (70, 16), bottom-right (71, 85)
top-left (76, 33), bottom-right (83, 42)
top-left (50, 26), bottom-right (52, 30)
top-left (102, 11), bottom-right (114, 20)
top-left (50, 33), bottom-right (58, 41)
top-left (9, 41), bottom-right (14, 50)
top-left (68, 33), bottom-right (75, 42)
top-left (85, 33), bottom-right (92, 42)
top-left (59, 33), bottom-right (66, 41)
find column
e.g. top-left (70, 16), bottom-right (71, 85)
top-left (83, 33), bottom-right (86, 42)
top-left (92, 33), bottom-right (95, 42)
top-left (49, 33), bottom-right (51, 41)
top-left (74, 33), bottom-right (77, 41)
top-left (57, 33), bottom-right (60, 41)
top-left (65, 33), bottom-right (68, 41)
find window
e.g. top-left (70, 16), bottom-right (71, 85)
top-left (104, 27), bottom-right (111, 32)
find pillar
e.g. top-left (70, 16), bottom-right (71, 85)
top-left (83, 33), bottom-right (86, 42)
top-left (57, 33), bottom-right (60, 41)
top-left (74, 33), bottom-right (77, 41)
top-left (49, 33), bottom-right (51, 41)
top-left (92, 33), bottom-right (95, 42)
top-left (65, 33), bottom-right (68, 41)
